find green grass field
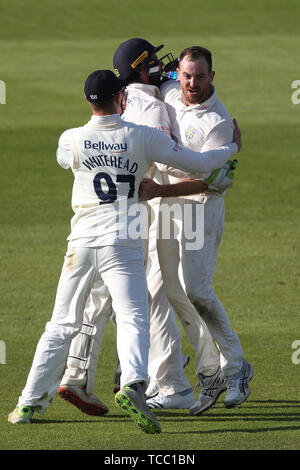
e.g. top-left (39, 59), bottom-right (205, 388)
top-left (0, 0), bottom-right (299, 452)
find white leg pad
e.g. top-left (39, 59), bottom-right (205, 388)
top-left (62, 281), bottom-right (112, 393)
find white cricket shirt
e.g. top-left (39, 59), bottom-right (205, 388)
top-left (160, 80), bottom-right (234, 188)
top-left (56, 113), bottom-right (237, 246)
top-left (122, 82), bottom-right (171, 186)
top-left (122, 83), bottom-right (171, 136)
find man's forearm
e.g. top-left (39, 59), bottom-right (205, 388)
top-left (155, 180), bottom-right (208, 198)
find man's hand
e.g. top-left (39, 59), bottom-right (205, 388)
top-left (138, 178), bottom-right (161, 201)
top-left (233, 118), bottom-right (242, 151)
top-left (204, 160), bottom-right (238, 193)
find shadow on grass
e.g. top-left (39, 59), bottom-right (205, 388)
top-left (30, 400), bottom-right (300, 433)
top-left (169, 425), bottom-right (300, 435)
top-left (155, 399), bottom-right (300, 419)
top-left (245, 400), bottom-right (300, 406)
top-left (155, 399), bottom-right (300, 434)
top-left (30, 414), bottom-right (131, 424)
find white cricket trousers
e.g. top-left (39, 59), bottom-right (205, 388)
top-left (18, 244), bottom-right (149, 412)
top-left (60, 201), bottom-right (193, 397)
top-left (146, 202), bottom-right (192, 394)
top-left (157, 194), bottom-right (244, 377)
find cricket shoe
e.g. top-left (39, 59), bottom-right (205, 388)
top-left (145, 354), bottom-right (190, 399)
top-left (190, 367), bottom-right (226, 416)
top-left (145, 381), bottom-right (159, 399)
top-left (58, 385), bottom-right (109, 416)
top-left (8, 406), bottom-right (34, 424)
top-left (146, 387), bottom-right (195, 409)
top-left (115, 383), bottom-right (161, 434)
top-left (224, 359), bottom-right (254, 408)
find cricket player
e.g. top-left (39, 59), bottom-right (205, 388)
top-left (57, 39), bottom-right (195, 413)
top-left (8, 69), bottom-right (241, 433)
top-left (139, 46), bottom-right (253, 413)
top-left (57, 39), bottom-right (228, 414)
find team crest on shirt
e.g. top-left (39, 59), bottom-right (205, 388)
top-left (184, 126), bottom-right (197, 142)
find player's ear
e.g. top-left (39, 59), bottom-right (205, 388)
top-left (84, 94), bottom-right (89, 103)
top-left (176, 67), bottom-right (180, 81)
top-left (210, 71), bottom-right (215, 83)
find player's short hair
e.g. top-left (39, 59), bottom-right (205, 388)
top-left (179, 46), bottom-right (212, 72)
top-left (90, 96), bottom-right (116, 112)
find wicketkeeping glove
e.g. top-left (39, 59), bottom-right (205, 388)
top-left (204, 160), bottom-right (238, 193)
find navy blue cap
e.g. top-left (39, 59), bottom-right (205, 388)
top-left (113, 38), bottom-right (164, 81)
top-left (84, 70), bottom-right (124, 104)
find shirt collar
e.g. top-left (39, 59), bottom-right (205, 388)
top-left (88, 113), bottom-right (122, 127)
top-left (126, 82), bottom-right (161, 99)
